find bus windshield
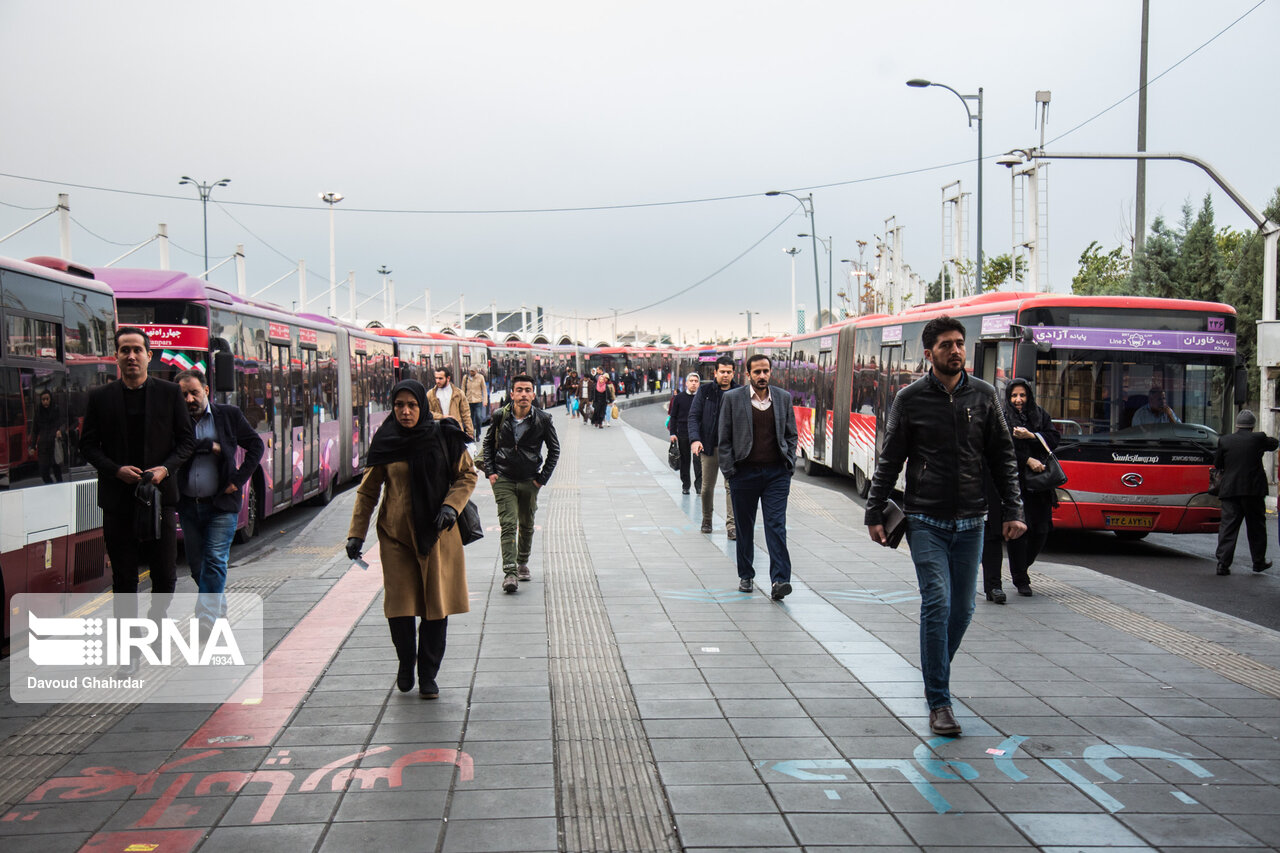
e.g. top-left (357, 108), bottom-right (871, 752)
top-left (1035, 348), bottom-right (1232, 445)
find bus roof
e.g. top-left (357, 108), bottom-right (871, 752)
top-left (5, 255), bottom-right (113, 296)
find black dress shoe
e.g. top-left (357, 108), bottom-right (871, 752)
top-left (1217, 564), bottom-right (1231, 576)
top-left (419, 679), bottom-right (439, 700)
top-left (737, 577), bottom-right (753, 593)
top-left (929, 706), bottom-right (962, 736)
top-left (986, 588), bottom-right (1007, 605)
top-left (770, 582), bottom-right (792, 601)
top-left (1254, 560), bottom-right (1272, 573)
top-left (1015, 584), bottom-right (1033, 596)
top-left (682, 487), bottom-right (690, 494)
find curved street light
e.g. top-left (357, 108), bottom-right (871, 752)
top-left (320, 192), bottom-right (345, 317)
top-left (907, 78), bottom-right (984, 292)
top-left (179, 176), bottom-right (231, 279)
top-left (766, 191), bottom-right (823, 325)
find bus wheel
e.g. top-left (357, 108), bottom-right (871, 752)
top-left (852, 466), bottom-right (870, 498)
top-left (1114, 530), bottom-right (1149, 541)
top-left (234, 481), bottom-right (260, 544)
top-left (310, 475), bottom-right (335, 507)
top-left (801, 452), bottom-right (823, 477)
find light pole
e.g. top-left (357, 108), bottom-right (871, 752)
top-left (907, 78), bottom-right (984, 289)
top-left (783, 247), bottom-right (800, 334)
top-left (766, 191), bottom-right (823, 323)
top-left (320, 192), bottom-right (344, 317)
top-left (739, 310), bottom-right (759, 339)
top-left (799, 233), bottom-right (833, 326)
top-left (178, 176), bottom-right (230, 279)
top-left (377, 265), bottom-right (392, 324)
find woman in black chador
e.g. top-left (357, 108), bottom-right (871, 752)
top-left (31, 389), bottom-right (64, 483)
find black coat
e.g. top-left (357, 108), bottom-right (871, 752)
top-left (668, 391), bottom-right (696, 440)
top-left (81, 378), bottom-right (196, 509)
top-left (1214, 429), bottom-right (1279, 498)
top-left (865, 370), bottom-right (1023, 526)
top-left (687, 381), bottom-right (736, 450)
top-left (178, 402), bottom-right (266, 514)
top-left (482, 405), bottom-right (560, 485)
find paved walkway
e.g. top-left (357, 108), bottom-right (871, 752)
top-left (4, 400), bottom-right (1280, 852)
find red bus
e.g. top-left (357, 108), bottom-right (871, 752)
top-left (782, 292), bottom-right (1243, 537)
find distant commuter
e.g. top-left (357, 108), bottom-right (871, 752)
top-left (174, 369), bottom-right (265, 633)
top-left (563, 369), bottom-right (581, 419)
top-left (30, 388), bottom-right (64, 483)
top-left (590, 372), bottom-right (610, 428)
top-left (865, 316), bottom-right (1023, 736)
top-left (482, 374), bottom-right (560, 592)
top-left (1213, 409), bottom-right (1277, 576)
top-left (427, 368), bottom-right (475, 439)
top-left (689, 355), bottom-right (738, 539)
top-left (463, 365), bottom-right (488, 431)
top-left (346, 379), bottom-right (475, 698)
top-left (717, 354), bottom-right (798, 600)
top-left (1132, 387), bottom-right (1181, 427)
top-left (80, 328), bottom-right (195, 644)
top-left (668, 372), bottom-right (702, 495)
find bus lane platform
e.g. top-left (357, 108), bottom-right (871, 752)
top-left (3, 403), bottom-right (1280, 852)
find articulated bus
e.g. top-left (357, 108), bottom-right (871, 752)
top-left (1, 256), bottom-right (116, 639)
top-left (97, 267), bottom-right (397, 541)
top-left (785, 292), bottom-right (1241, 537)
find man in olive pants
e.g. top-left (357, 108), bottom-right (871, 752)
top-left (689, 355), bottom-right (738, 539)
top-left (482, 374), bottom-right (560, 593)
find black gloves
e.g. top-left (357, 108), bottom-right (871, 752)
top-left (345, 537), bottom-right (363, 560)
top-left (435, 505), bottom-right (458, 532)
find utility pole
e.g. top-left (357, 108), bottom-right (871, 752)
top-left (1134, 0), bottom-right (1151, 256)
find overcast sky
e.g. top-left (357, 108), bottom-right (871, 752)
top-left (1, 1), bottom-right (1275, 343)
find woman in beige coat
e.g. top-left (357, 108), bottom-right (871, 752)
top-left (346, 379), bottom-right (475, 698)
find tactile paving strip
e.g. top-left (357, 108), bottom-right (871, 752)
top-left (1034, 573), bottom-right (1280, 699)
top-left (542, 422), bottom-right (679, 853)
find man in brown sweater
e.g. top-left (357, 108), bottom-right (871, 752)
top-left (717, 354), bottom-right (798, 600)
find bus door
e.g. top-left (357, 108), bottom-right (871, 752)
top-left (975, 338), bottom-right (1016, 397)
top-left (876, 343), bottom-right (903, 458)
top-left (271, 343), bottom-right (292, 509)
top-left (813, 349), bottom-right (831, 464)
top-left (353, 352), bottom-right (370, 464)
top-left (299, 347), bottom-right (319, 495)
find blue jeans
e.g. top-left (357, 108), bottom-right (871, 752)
top-left (469, 402), bottom-right (486, 431)
top-left (726, 465), bottom-right (792, 585)
top-left (905, 519), bottom-right (983, 710)
top-left (178, 499), bottom-right (238, 625)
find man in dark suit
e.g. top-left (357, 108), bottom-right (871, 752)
top-left (1213, 409), bottom-right (1277, 575)
top-left (717, 353), bottom-right (798, 601)
top-left (175, 369), bottom-right (265, 629)
top-left (81, 328), bottom-right (195, 624)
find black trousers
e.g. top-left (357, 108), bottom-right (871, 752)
top-left (103, 506), bottom-right (178, 620)
top-left (676, 436), bottom-right (701, 492)
top-left (982, 524), bottom-right (1049, 592)
top-left (1216, 496), bottom-right (1268, 568)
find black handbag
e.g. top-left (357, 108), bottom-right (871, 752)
top-left (134, 477), bottom-right (162, 541)
top-left (668, 441), bottom-right (680, 470)
top-left (458, 500), bottom-right (484, 546)
top-left (1023, 433), bottom-right (1068, 493)
top-left (1208, 467), bottom-right (1222, 497)
top-left (882, 498), bottom-right (908, 549)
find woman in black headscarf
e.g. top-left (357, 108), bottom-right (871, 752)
top-left (346, 380), bottom-right (476, 698)
top-left (1002, 378), bottom-right (1060, 596)
top-left (31, 389), bottom-right (64, 483)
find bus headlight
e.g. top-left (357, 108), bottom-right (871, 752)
top-left (1055, 488), bottom-right (1073, 503)
top-left (1188, 493), bottom-right (1221, 508)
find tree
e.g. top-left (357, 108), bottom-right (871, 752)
top-left (982, 253), bottom-right (1027, 291)
top-left (1071, 241), bottom-right (1131, 295)
top-left (1131, 215), bottom-right (1183, 298)
top-left (1180, 194), bottom-right (1223, 304)
top-left (926, 267), bottom-right (950, 303)
top-left (1222, 187), bottom-right (1280, 401)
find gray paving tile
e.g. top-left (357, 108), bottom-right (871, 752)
top-left (319, 819), bottom-right (442, 851)
top-left (657, 759), bottom-right (762, 786)
top-left (767, 781), bottom-right (884, 812)
top-left (220, 792), bottom-right (341, 825)
top-left (448, 786), bottom-right (555, 819)
top-left (648, 737), bottom-right (749, 762)
top-left (674, 812), bottom-right (795, 848)
top-left (198, 823), bottom-right (327, 853)
top-left (665, 783), bottom-right (777, 815)
top-left (1119, 813), bottom-right (1266, 847)
top-left (333, 789), bottom-right (448, 821)
top-left (439, 816), bottom-right (558, 852)
top-left (898, 812), bottom-right (1025, 846)
top-left (1008, 812), bottom-right (1159, 847)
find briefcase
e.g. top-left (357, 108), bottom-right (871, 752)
top-left (134, 478), bottom-right (162, 542)
top-left (882, 498), bottom-right (908, 549)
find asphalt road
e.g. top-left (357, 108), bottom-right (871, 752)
top-left (629, 400), bottom-right (1280, 633)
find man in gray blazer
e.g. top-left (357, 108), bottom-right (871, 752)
top-left (718, 353), bottom-right (798, 600)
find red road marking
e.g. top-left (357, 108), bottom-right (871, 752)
top-left (182, 552), bottom-right (384, 750)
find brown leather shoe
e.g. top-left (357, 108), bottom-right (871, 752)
top-left (929, 706), bottom-right (962, 736)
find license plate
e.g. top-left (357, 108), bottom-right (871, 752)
top-left (1104, 513), bottom-right (1155, 529)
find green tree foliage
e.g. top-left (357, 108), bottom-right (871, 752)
top-left (982, 253), bottom-right (1026, 291)
top-left (1222, 188), bottom-right (1280, 400)
top-left (1180, 194), bottom-right (1223, 304)
top-left (1070, 241), bottom-right (1131, 295)
top-left (1131, 215), bottom-right (1184, 298)
top-left (926, 267), bottom-right (949, 303)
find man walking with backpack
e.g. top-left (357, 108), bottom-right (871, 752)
top-left (482, 374), bottom-right (560, 592)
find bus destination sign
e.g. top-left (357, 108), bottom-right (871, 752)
top-left (1031, 326), bottom-right (1235, 355)
top-left (268, 322), bottom-right (291, 342)
top-left (135, 324), bottom-right (209, 351)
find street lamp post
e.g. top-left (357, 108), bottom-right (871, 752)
top-left (783, 247), bottom-right (800, 334)
top-left (178, 176), bottom-right (231, 279)
top-left (766, 191), bottom-right (823, 323)
top-left (320, 192), bottom-right (344, 317)
top-left (799, 233), bottom-right (833, 325)
top-left (907, 78), bottom-right (984, 289)
top-left (739, 310), bottom-right (759, 339)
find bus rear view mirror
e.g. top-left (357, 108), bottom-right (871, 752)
top-left (1234, 364), bottom-right (1249, 406)
top-left (213, 351), bottom-right (236, 393)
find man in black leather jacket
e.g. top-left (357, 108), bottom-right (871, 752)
top-left (482, 374), bottom-right (560, 592)
top-left (864, 315), bottom-right (1024, 736)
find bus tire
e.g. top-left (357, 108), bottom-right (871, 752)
top-left (852, 465), bottom-right (870, 498)
top-left (234, 479), bottom-right (261, 544)
top-left (1113, 530), bottom-right (1149, 541)
top-left (309, 475), bottom-right (335, 507)
top-left (801, 452), bottom-right (824, 477)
